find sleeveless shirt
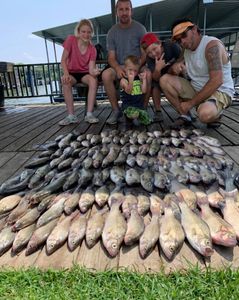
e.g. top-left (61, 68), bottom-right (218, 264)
top-left (184, 35), bottom-right (234, 97)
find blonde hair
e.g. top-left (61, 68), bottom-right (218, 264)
top-left (74, 19), bottom-right (94, 37)
top-left (124, 55), bottom-right (140, 66)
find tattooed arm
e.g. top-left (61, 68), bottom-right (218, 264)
top-left (180, 40), bottom-right (224, 114)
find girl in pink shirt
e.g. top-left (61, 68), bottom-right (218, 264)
top-left (59, 19), bottom-right (100, 125)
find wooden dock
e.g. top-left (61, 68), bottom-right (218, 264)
top-left (0, 99), bottom-right (239, 272)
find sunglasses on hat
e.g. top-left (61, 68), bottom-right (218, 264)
top-left (174, 26), bottom-right (194, 43)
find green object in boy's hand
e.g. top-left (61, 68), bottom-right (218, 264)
top-left (124, 106), bottom-right (152, 125)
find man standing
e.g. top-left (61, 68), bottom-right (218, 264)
top-left (160, 19), bottom-right (234, 127)
top-left (102, 0), bottom-right (148, 125)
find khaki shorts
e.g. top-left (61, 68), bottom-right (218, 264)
top-left (178, 77), bottom-right (232, 115)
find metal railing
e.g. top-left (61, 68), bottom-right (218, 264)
top-left (0, 61), bottom-right (107, 103)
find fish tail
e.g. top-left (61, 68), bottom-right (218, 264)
top-left (195, 192), bottom-right (208, 207)
top-left (219, 187), bottom-right (237, 199)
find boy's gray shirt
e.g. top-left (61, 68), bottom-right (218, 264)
top-left (107, 20), bottom-right (146, 66)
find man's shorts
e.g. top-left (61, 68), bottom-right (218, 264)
top-left (178, 77), bottom-right (232, 116)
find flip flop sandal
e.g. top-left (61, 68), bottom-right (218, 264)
top-left (170, 116), bottom-right (192, 129)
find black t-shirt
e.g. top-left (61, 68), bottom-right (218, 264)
top-left (146, 40), bottom-right (182, 76)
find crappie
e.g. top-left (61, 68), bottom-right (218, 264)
top-left (95, 186), bottom-right (110, 207)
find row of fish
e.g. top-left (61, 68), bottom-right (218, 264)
top-left (0, 129), bottom-right (234, 196)
top-left (0, 178), bottom-right (239, 260)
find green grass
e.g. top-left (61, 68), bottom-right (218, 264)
top-left (0, 266), bottom-right (239, 300)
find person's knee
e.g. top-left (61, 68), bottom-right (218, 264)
top-left (88, 76), bottom-right (98, 88)
top-left (197, 105), bottom-right (218, 123)
top-left (62, 81), bottom-right (73, 90)
top-left (159, 74), bottom-right (171, 89)
top-left (102, 69), bottom-right (114, 83)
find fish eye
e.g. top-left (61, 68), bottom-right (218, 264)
top-left (112, 243), bottom-right (117, 249)
top-left (169, 246), bottom-right (174, 252)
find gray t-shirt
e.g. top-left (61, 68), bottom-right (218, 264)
top-left (107, 20), bottom-right (146, 65)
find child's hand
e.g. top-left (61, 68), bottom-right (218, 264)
top-left (92, 67), bottom-right (100, 76)
top-left (139, 71), bottom-right (146, 80)
top-left (127, 70), bottom-right (135, 82)
top-left (155, 53), bottom-right (168, 71)
top-left (61, 74), bottom-right (71, 84)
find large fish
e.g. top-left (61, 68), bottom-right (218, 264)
top-left (26, 218), bottom-right (59, 255)
top-left (78, 186), bottom-right (95, 213)
top-left (124, 204), bottom-right (144, 246)
top-left (36, 196), bottom-right (66, 228)
top-left (86, 207), bottom-right (108, 248)
top-left (0, 226), bottom-right (16, 256)
top-left (139, 199), bottom-right (161, 259)
top-left (122, 190), bottom-right (138, 219)
top-left (68, 211), bottom-right (87, 251)
top-left (12, 223), bottom-right (36, 254)
top-left (137, 191), bottom-right (150, 216)
top-left (7, 196), bottom-right (30, 225)
top-left (64, 193), bottom-right (81, 215)
top-left (102, 198), bottom-right (127, 257)
top-left (46, 211), bottom-right (78, 255)
top-left (12, 207), bottom-right (41, 231)
top-left (196, 192), bottom-right (237, 247)
top-left (0, 194), bottom-right (22, 214)
top-left (177, 193), bottom-right (213, 257)
top-left (159, 198), bottom-right (185, 260)
top-left (219, 189), bottom-right (239, 240)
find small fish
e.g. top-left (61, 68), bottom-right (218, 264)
top-left (110, 166), bottom-right (125, 186)
top-left (95, 186), bottom-right (110, 207)
top-left (140, 170), bottom-right (154, 192)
